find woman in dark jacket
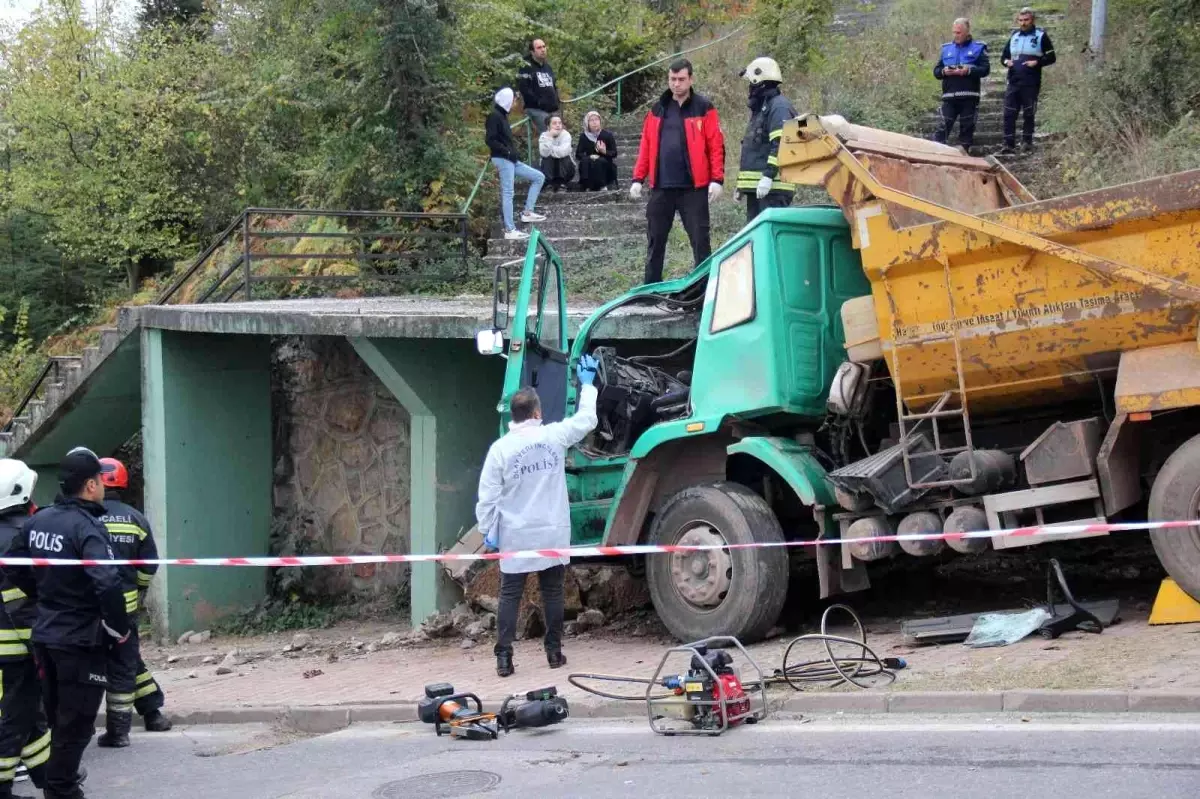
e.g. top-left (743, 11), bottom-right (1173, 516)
top-left (486, 87), bottom-right (546, 240)
top-left (575, 110), bottom-right (618, 191)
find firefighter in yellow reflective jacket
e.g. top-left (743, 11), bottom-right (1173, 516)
top-left (0, 460), bottom-right (51, 798)
top-left (95, 459), bottom-right (171, 748)
top-left (736, 57), bottom-right (798, 222)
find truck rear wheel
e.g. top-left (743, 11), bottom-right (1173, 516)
top-left (645, 482), bottom-right (788, 643)
top-left (1148, 432), bottom-right (1200, 600)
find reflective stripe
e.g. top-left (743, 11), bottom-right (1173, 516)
top-left (769, 129), bottom-right (783, 141)
top-left (0, 643), bottom-right (28, 657)
top-left (767, 155), bottom-right (779, 166)
top-left (136, 671), bottom-right (155, 685)
top-left (0, 756), bottom-right (18, 767)
top-left (1, 588), bottom-right (25, 603)
top-left (105, 522), bottom-right (148, 540)
top-left (21, 731), bottom-right (50, 760)
top-left (136, 571), bottom-right (154, 586)
top-left (133, 682), bottom-right (159, 700)
top-left (124, 589), bottom-right (139, 613)
top-left (22, 743), bottom-right (50, 768)
top-left (0, 767), bottom-right (16, 782)
top-left (0, 628), bottom-right (32, 641)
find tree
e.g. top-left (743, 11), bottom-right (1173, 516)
top-left (2, 3), bottom-right (241, 288)
top-left (137, 0), bottom-right (208, 30)
top-left (751, 0), bottom-right (834, 76)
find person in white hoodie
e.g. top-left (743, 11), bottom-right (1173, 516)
top-left (475, 354), bottom-right (599, 677)
top-left (538, 115), bottom-right (576, 192)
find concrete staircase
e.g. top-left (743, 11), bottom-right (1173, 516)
top-left (483, 126), bottom-right (647, 268)
top-left (0, 325), bottom-right (136, 459)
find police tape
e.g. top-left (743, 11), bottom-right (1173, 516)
top-left (0, 518), bottom-right (1197, 568)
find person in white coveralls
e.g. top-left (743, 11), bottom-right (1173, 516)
top-left (475, 355), bottom-right (599, 678)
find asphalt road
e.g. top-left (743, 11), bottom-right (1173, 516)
top-left (17, 715), bottom-right (1200, 799)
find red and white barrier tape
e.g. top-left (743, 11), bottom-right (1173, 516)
top-left (0, 519), bottom-right (1196, 567)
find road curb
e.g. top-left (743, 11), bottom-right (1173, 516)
top-left (164, 690), bottom-right (1200, 727)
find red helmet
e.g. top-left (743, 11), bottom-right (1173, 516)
top-left (99, 458), bottom-right (128, 489)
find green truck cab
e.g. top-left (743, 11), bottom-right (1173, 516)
top-left (476, 207), bottom-right (870, 641)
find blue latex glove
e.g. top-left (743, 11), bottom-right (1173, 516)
top-left (483, 530), bottom-right (499, 551)
top-left (577, 353), bottom-right (598, 385)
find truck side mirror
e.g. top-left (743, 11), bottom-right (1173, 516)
top-left (493, 264), bottom-right (511, 331)
top-left (475, 329), bottom-right (505, 356)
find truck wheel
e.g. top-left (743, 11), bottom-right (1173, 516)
top-left (1148, 432), bottom-right (1200, 600)
top-left (645, 482), bottom-right (788, 643)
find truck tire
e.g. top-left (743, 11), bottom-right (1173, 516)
top-left (1148, 432), bottom-right (1200, 600)
top-left (645, 482), bottom-right (789, 643)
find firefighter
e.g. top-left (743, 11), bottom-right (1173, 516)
top-left (2, 447), bottom-right (131, 799)
top-left (0, 460), bottom-right (51, 798)
top-left (96, 458), bottom-right (171, 747)
top-left (736, 57), bottom-right (798, 223)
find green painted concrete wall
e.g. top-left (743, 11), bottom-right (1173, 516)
top-left (349, 337), bottom-right (505, 624)
top-left (142, 329), bottom-right (273, 639)
top-left (20, 336), bottom-right (143, 505)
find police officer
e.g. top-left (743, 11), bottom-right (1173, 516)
top-left (736, 57), bottom-right (797, 222)
top-left (933, 18), bottom-right (990, 152)
top-left (2, 448), bottom-right (130, 799)
top-left (1001, 6), bottom-right (1056, 154)
top-left (96, 458), bottom-right (171, 748)
top-left (0, 460), bottom-right (51, 798)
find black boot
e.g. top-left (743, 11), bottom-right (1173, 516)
top-left (143, 709), bottom-right (173, 732)
top-left (547, 650), bottom-right (567, 669)
top-left (496, 651), bottom-right (514, 678)
top-left (97, 711), bottom-right (131, 748)
top-left (96, 728), bottom-right (130, 748)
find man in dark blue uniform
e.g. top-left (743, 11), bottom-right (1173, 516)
top-left (933, 17), bottom-right (990, 153)
top-left (2, 448), bottom-right (130, 799)
top-left (96, 457), bottom-right (170, 748)
top-left (0, 459), bottom-right (50, 798)
top-left (1001, 7), bottom-right (1056, 154)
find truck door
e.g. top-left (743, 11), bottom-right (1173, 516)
top-left (500, 231), bottom-right (568, 425)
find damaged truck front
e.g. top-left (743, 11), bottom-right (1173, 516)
top-left (475, 114), bottom-right (1200, 644)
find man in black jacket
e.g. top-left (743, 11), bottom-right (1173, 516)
top-left (933, 18), bottom-right (990, 152)
top-left (1001, 7), bottom-right (1056, 154)
top-left (3, 448), bottom-right (130, 799)
top-left (487, 87), bottom-right (546, 241)
top-left (0, 459), bottom-right (50, 799)
top-left (95, 458), bottom-right (171, 748)
top-left (517, 39), bottom-right (559, 136)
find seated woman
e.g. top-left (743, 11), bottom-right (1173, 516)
top-left (576, 110), bottom-right (618, 191)
top-left (538, 116), bottom-right (576, 192)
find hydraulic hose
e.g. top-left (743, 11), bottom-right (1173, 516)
top-left (776, 604), bottom-right (898, 690)
top-left (566, 604), bottom-right (898, 701)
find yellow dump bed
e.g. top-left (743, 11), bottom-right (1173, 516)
top-left (777, 114), bottom-right (1200, 412)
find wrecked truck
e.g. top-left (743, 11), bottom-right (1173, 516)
top-left (474, 113), bottom-right (1200, 644)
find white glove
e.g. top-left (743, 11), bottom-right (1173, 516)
top-left (756, 176), bottom-right (773, 199)
top-left (708, 182), bottom-right (723, 203)
top-left (630, 182), bottom-right (643, 200)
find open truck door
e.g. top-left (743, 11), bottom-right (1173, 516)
top-left (476, 230), bottom-right (568, 428)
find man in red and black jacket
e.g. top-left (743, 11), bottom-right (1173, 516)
top-left (630, 59), bottom-right (725, 285)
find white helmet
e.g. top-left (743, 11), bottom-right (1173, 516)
top-left (741, 57), bottom-right (783, 85)
top-left (0, 459), bottom-right (37, 513)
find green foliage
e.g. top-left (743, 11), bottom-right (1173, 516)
top-left (0, 301), bottom-right (45, 418)
top-left (137, 0), bottom-right (209, 30)
top-left (1042, 0), bottom-right (1200, 191)
top-left (2, 5), bottom-right (241, 287)
top-left (458, 0), bottom-right (665, 119)
top-left (750, 0), bottom-right (834, 76)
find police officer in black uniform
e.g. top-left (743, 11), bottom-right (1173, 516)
top-left (2, 448), bottom-right (130, 799)
top-left (96, 457), bottom-right (171, 747)
top-left (0, 459), bottom-right (51, 798)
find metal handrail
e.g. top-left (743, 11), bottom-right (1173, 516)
top-left (3, 207), bottom-right (471, 433)
top-left (460, 27), bottom-right (747, 215)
